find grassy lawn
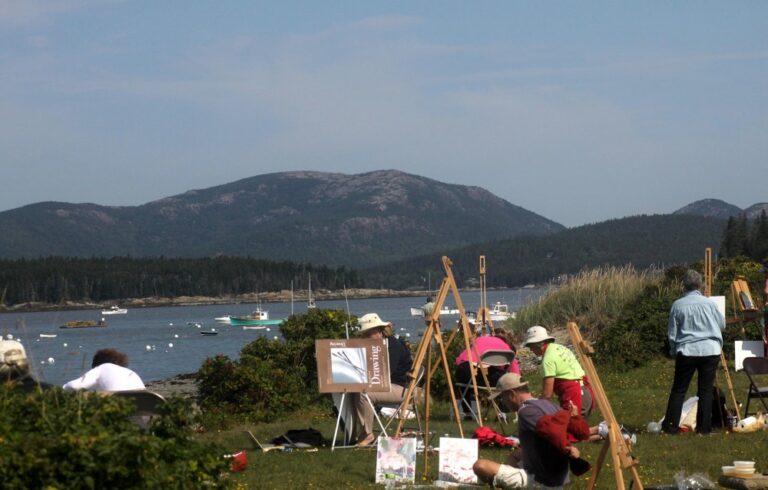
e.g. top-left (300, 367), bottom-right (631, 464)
top-left (201, 358), bottom-right (767, 489)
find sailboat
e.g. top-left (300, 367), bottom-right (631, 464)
top-left (307, 273), bottom-right (317, 309)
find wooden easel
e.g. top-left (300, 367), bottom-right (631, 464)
top-left (567, 322), bottom-right (643, 490)
top-left (425, 256), bottom-right (506, 426)
top-left (475, 255), bottom-right (496, 335)
top-left (702, 248), bottom-right (741, 422)
top-left (394, 256), bottom-right (485, 476)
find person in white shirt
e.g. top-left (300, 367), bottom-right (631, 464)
top-left (63, 348), bottom-right (145, 392)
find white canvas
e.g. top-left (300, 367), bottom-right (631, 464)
top-left (735, 340), bottom-right (765, 371)
top-left (709, 296), bottom-right (726, 321)
top-left (438, 437), bottom-right (478, 484)
top-left (375, 437), bottom-right (416, 484)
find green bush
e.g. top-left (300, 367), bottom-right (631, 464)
top-left (197, 309), bottom-right (353, 423)
top-left (0, 386), bottom-right (231, 489)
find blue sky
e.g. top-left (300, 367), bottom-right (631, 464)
top-left (1, 1), bottom-right (766, 226)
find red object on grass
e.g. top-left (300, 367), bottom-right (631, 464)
top-left (228, 450), bottom-right (248, 472)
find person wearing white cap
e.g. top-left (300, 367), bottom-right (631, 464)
top-left (352, 313), bottom-right (413, 446)
top-left (522, 326), bottom-right (594, 420)
top-left (0, 340), bottom-right (53, 392)
top-left (473, 373), bottom-right (584, 489)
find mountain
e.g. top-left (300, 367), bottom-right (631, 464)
top-left (0, 170), bottom-right (563, 267)
top-left (363, 214), bottom-right (728, 289)
top-left (673, 199), bottom-right (742, 219)
top-left (744, 203), bottom-right (768, 220)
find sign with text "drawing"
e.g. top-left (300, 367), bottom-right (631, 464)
top-left (315, 338), bottom-right (391, 393)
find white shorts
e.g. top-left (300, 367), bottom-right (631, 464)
top-left (493, 465), bottom-right (563, 490)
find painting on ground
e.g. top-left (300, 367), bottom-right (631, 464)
top-left (438, 437), bottom-right (478, 484)
top-left (375, 437), bottom-right (416, 484)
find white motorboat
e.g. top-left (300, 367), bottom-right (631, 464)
top-left (490, 302), bottom-right (515, 322)
top-left (215, 315), bottom-right (232, 324)
top-left (101, 305), bottom-right (127, 315)
top-left (410, 306), bottom-right (459, 317)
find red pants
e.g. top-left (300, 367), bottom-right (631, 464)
top-left (553, 377), bottom-right (595, 417)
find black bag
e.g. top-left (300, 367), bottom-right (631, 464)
top-left (711, 387), bottom-right (728, 428)
top-left (271, 428), bottom-right (325, 447)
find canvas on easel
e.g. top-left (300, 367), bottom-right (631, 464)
top-left (315, 338), bottom-right (390, 393)
top-left (375, 437), bottom-right (416, 484)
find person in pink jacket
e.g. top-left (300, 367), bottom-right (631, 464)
top-left (455, 330), bottom-right (519, 418)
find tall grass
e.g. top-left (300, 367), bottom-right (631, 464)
top-left (509, 265), bottom-right (664, 340)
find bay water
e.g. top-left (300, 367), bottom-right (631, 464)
top-left (1, 287), bottom-right (546, 387)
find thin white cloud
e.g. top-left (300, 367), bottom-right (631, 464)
top-left (0, 0), bottom-right (117, 25)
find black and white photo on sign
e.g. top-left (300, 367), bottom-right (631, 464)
top-left (331, 347), bottom-right (368, 384)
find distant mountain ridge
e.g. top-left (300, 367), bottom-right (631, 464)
top-left (0, 170), bottom-right (563, 267)
top-left (364, 214), bottom-right (728, 288)
top-left (673, 198), bottom-right (767, 220)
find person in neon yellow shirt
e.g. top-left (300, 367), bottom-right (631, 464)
top-left (523, 326), bottom-right (592, 417)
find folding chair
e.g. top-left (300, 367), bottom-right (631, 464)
top-left (742, 357), bottom-right (768, 418)
top-left (380, 365), bottom-right (426, 436)
top-left (113, 390), bottom-right (166, 429)
top-left (455, 349), bottom-right (516, 424)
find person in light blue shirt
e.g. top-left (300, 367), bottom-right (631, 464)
top-left (661, 270), bottom-right (725, 435)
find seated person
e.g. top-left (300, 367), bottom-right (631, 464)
top-left (454, 330), bottom-right (519, 417)
top-left (63, 348), bottom-right (145, 392)
top-left (0, 340), bottom-right (54, 392)
top-left (473, 373), bottom-right (589, 489)
top-left (352, 313), bottom-right (413, 446)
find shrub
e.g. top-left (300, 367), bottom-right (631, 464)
top-left (0, 386), bottom-right (231, 489)
top-left (197, 309), bottom-right (353, 423)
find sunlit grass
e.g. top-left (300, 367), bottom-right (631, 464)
top-left (199, 357), bottom-right (766, 489)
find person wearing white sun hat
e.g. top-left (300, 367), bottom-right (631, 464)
top-left (352, 313), bottom-right (413, 446)
top-left (522, 326), bottom-right (595, 421)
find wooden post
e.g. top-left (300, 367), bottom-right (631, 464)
top-left (567, 322), bottom-right (643, 490)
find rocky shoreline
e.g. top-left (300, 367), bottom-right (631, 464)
top-left (1, 288), bottom-right (436, 313)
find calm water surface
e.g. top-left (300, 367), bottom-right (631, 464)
top-left (0, 288), bottom-right (547, 386)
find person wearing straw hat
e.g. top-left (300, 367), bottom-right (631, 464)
top-left (352, 313), bottom-right (413, 446)
top-left (473, 373), bottom-right (584, 489)
top-left (0, 340), bottom-right (53, 392)
top-left (522, 326), bottom-right (595, 420)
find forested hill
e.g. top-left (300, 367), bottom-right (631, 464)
top-left (362, 214), bottom-right (728, 289)
top-left (0, 170), bottom-right (562, 267)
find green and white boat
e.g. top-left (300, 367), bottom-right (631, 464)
top-left (229, 308), bottom-right (284, 326)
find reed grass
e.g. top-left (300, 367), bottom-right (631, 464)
top-left (509, 265), bottom-right (664, 340)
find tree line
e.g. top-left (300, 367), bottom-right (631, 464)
top-left (0, 256), bottom-right (361, 306)
top-left (719, 210), bottom-right (768, 262)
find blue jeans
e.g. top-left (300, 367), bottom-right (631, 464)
top-left (662, 353), bottom-right (720, 434)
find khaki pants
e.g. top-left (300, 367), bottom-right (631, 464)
top-left (354, 384), bottom-right (406, 436)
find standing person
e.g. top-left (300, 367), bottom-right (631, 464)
top-left (422, 296), bottom-right (436, 317)
top-left (63, 348), bottom-right (146, 392)
top-left (661, 269), bottom-right (725, 435)
top-left (762, 262), bottom-right (768, 356)
top-left (0, 340), bottom-right (53, 392)
top-left (522, 326), bottom-right (594, 418)
top-left (352, 313), bottom-right (413, 446)
top-left (473, 373), bottom-right (588, 489)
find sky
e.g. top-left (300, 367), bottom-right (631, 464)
top-left (1, 1), bottom-right (766, 227)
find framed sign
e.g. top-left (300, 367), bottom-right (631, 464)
top-left (315, 338), bottom-right (391, 393)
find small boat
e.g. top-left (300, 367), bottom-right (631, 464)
top-left (101, 305), bottom-right (128, 315)
top-left (39, 333), bottom-right (58, 338)
top-left (60, 320), bottom-right (107, 329)
top-left (230, 308), bottom-right (284, 326)
top-left (200, 331), bottom-right (218, 336)
top-left (410, 306), bottom-right (460, 317)
top-left (490, 302), bottom-right (515, 322)
top-left (242, 325), bottom-right (267, 330)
